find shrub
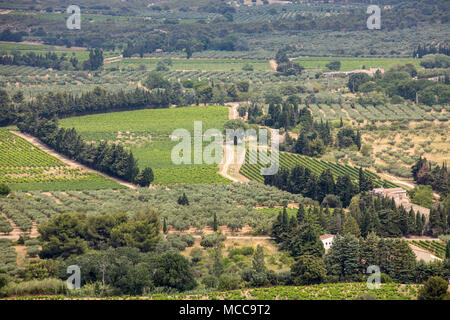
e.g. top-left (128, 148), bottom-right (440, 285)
top-left (217, 274), bottom-right (241, 291)
top-left (418, 276), bottom-right (450, 300)
top-left (0, 184), bottom-right (10, 196)
top-left (6, 278), bottom-right (67, 296)
top-left (200, 233), bottom-right (226, 248)
top-left (291, 255), bottom-right (327, 285)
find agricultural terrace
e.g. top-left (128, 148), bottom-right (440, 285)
top-left (0, 129), bottom-right (122, 191)
top-left (293, 57), bottom-right (421, 72)
top-left (60, 106), bottom-right (231, 184)
top-left (239, 149), bottom-right (398, 188)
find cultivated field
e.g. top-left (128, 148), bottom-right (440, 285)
top-left (60, 106), bottom-right (231, 185)
top-left (293, 57), bottom-right (421, 72)
top-left (0, 129), bottom-right (123, 191)
top-left (240, 149), bottom-right (398, 188)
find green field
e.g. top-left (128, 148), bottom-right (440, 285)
top-left (293, 57), bottom-right (421, 72)
top-left (110, 58), bottom-right (271, 71)
top-left (0, 128), bottom-right (122, 191)
top-left (60, 106), bottom-right (231, 185)
top-left (239, 149), bottom-right (398, 188)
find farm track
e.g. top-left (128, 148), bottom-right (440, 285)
top-left (218, 102), bottom-right (250, 183)
top-left (10, 131), bottom-right (137, 190)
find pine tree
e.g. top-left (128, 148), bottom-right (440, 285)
top-left (297, 204), bottom-right (305, 225)
top-left (252, 245), bottom-right (267, 274)
top-left (342, 215), bottom-right (361, 237)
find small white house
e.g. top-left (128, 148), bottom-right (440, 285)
top-left (320, 234), bottom-right (335, 251)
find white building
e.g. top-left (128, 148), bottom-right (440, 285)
top-left (320, 234), bottom-right (335, 251)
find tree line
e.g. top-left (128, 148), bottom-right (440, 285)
top-left (0, 49), bottom-right (104, 71)
top-left (413, 44), bottom-right (450, 58)
top-left (348, 68), bottom-right (450, 106)
top-left (17, 115), bottom-right (153, 186)
top-left (270, 204), bottom-right (450, 286)
top-left (412, 157), bottom-right (449, 197)
top-left (264, 164), bottom-right (373, 207)
top-left (0, 86), bottom-right (173, 126)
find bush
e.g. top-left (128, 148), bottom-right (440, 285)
top-left (418, 276), bottom-right (450, 300)
top-left (291, 255), bottom-right (327, 285)
top-left (0, 184), bottom-right (10, 196)
top-left (201, 275), bottom-right (217, 289)
top-left (6, 278), bottom-right (67, 296)
top-left (200, 233), bottom-right (226, 248)
top-left (321, 194), bottom-right (342, 208)
top-left (217, 274), bottom-right (241, 291)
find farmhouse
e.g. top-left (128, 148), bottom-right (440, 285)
top-left (371, 187), bottom-right (430, 218)
top-left (320, 234), bottom-right (335, 250)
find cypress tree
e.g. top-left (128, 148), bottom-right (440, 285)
top-left (416, 212), bottom-right (423, 236)
top-left (297, 204), bottom-right (305, 225)
top-left (213, 212), bottom-right (218, 232)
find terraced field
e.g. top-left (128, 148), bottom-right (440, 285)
top-left (239, 149), bottom-right (398, 188)
top-left (0, 129), bottom-right (122, 191)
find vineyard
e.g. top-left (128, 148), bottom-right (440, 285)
top-left (12, 282), bottom-right (419, 300)
top-left (0, 129), bottom-right (122, 191)
top-left (239, 149), bottom-right (398, 188)
top-left (59, 106), bottom-right (231, 185)
top-left (410, 240), bottom-right (447, 259)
